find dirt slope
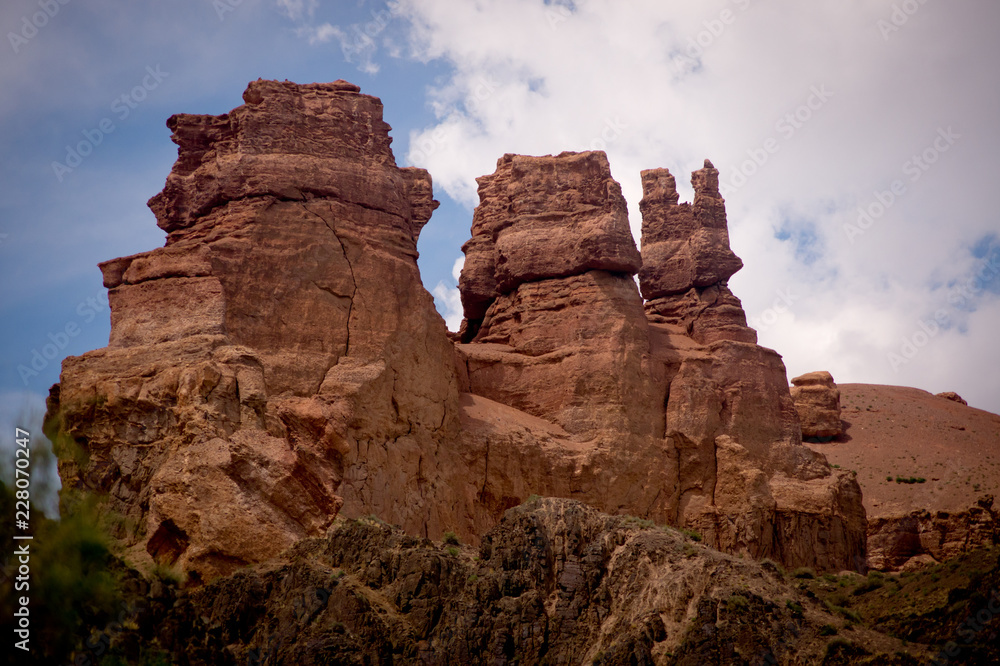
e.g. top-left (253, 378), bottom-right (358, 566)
top-left (804, 383), bottom-right (1000, 519)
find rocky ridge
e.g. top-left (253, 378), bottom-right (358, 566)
top-left (48, 79), bottom-right (865, 582)
top-left (130, 499), bottom-right (927, 665)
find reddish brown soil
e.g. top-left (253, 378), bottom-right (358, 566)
top-left (804, 384), bottom-right (1000, 519)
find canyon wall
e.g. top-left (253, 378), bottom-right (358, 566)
top-left (48, 80), bottom-right (865, 580)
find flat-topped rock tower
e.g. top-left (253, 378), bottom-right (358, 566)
top-left (48, 80), bottom-right (866, 581)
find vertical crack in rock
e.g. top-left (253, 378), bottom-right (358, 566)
top-left (301, 201), bottom-right (357, 360)
top-left (47, 81), bottom-right (867, 584)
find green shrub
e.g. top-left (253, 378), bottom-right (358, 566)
top-left (819, 623), bottom-right (838, 636)
top-left (792, 567), bottom-right (816, 579)
top-left (726, 593), bottom-right (749, 612)
top-left (446, 546), bottom-right (460, 557)
top-left (442, 530), bottom-right (460, 545)
top-left (786, 600), bottom-right (804, 618)
top-left (680, 527), bottom-right (702, 542)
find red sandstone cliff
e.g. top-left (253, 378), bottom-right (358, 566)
top-left (48, 80), bottom-right (866, 581)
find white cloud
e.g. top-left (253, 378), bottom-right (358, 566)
top-left (293, 3), bottom-right (401, 74)
top-left (276, 0), bottom-right (317, 21)
top-left (394, 0), bottom-right (1000, 412)
top-left (432, 279), bottom-right (464, 333)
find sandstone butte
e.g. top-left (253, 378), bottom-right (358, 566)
top-left (45, 79), bottom-right (868, 583)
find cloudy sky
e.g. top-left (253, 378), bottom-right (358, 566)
top-left (2, 0), bottom-right (998, 472)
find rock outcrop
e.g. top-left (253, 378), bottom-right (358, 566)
top-left (791, 371), bottom-right (843, 440)
top-left (936, 391), bottom-right (968, 405)
top-left (639, 163), bottom-right (756, 345)
top-left (456, 152), bottom-right (865, 572)
top-left (133, 499), bottom-right (924, 665)
top-left (48, 80), bottom-right (866, 581)
top-left (867, 495), bottom-right (999, 570)
top-left (48, 79), bottom-right (464, 581)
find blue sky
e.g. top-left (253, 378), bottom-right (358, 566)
top-left (2, 0), bottom-right (999, 463)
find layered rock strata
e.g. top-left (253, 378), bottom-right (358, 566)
top-left (790, 370), bottom-right (844, 440)
top-left (867, 495), bottom-right (999, 570)
top-left (639, 163), bottom-right (756, 345)
top-left (49, 81), bottom-right (866, 580)
top-left (457, 153), bottom-right (866, 571)
top-left (48, 80), bottom-right (464, 580)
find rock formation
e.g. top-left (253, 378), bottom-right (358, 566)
top-left (867, 495), bottom-right (999, 570)
top-left (936, 391), bottom-right (968, 405)
top-left (48, 79), bottom-right (866, 582)
top-left (456, 152), bottom-right (865, 572)
top-left (48, 79), bottom-right (464, 581)
top-left (790, 371), bottom-right (843, 440)
top-left (639, 163), bottom-right (757, 345)
top-left (129, 499), bottom-right (925, 665)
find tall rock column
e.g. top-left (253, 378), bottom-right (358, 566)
top-left (47, 80), bottom-right (462, 581)
top-left (454, 151), bottom-right (677, 525)
top-left (639, 161), bottom-right (867, 571)
top-left (640, 161), bottom-right (757, 345)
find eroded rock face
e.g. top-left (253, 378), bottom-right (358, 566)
top-left (639, 163), bottom-right (756, 345)
top-left (49, 79), bottom-right (462, 581)
top-left (49, 83), bottom-right (866, 580)
top-left (867, 495), bottom-right (999, 571)
top-left (138, 499), bottom-right (918, 665)
top-left (456, 152), bottom-right (866, 572)
top-left (791, 370), bottom-right (843, 440)
top-left (936, 391), bottom-right (968, 405)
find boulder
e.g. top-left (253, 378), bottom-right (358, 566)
top-left (790, 370), bottom-right (843, 440)
top-left (936, 391), bottom-right (968, 405)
